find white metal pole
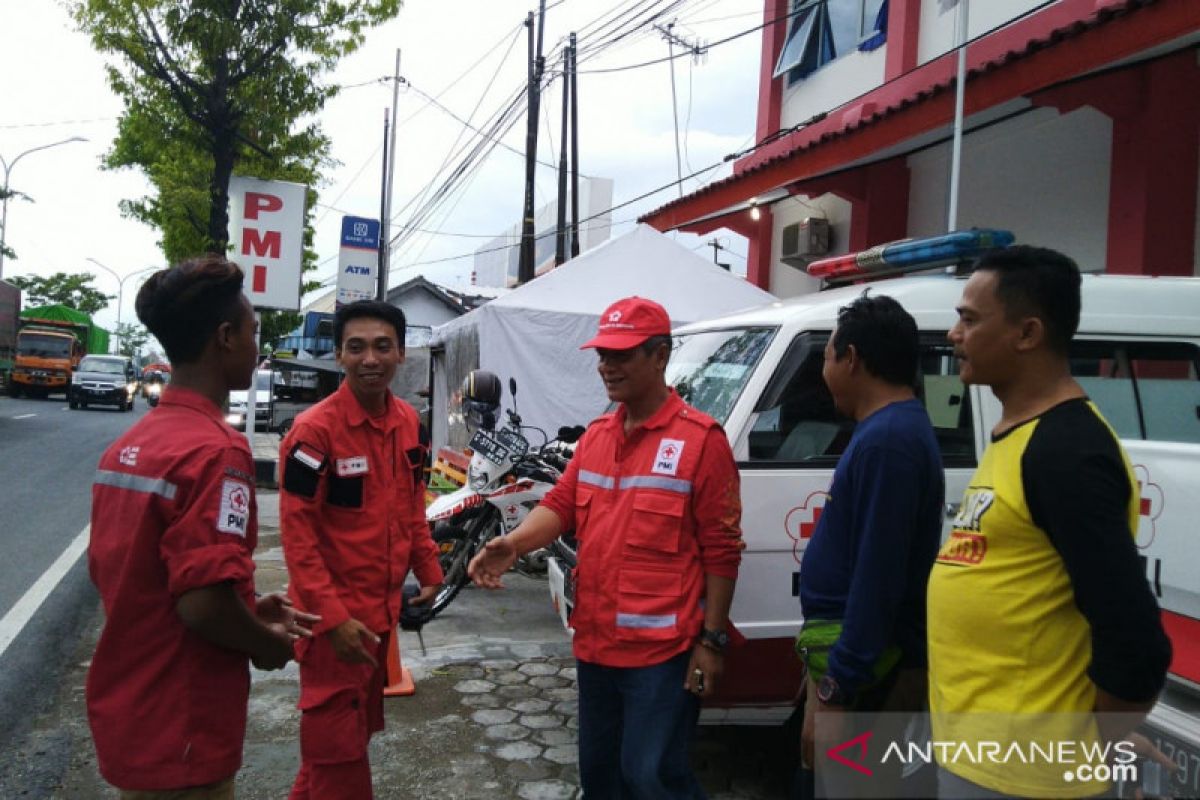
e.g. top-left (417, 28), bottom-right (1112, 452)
top-left (246, 310), bottom-right (261, 448)
top-left (947, 0), bottom-right (969, 232)
top-left (0, 137), bottom-right (88, 280)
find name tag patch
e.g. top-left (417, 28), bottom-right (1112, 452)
top-left (217, 479), bottom-right (251, 537)
top-left (652, 438), bottom-right (685, 476)
top-left (336, 456), bottom-right (369, 477)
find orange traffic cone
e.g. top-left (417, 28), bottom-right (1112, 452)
top-left (383, 630), bottom-right (416, 697)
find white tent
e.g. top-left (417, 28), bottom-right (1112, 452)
top-left (429, 224), bottom-right (776, 451)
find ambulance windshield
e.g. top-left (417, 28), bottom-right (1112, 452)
top-left (667, 328), bottom-right (775, 425)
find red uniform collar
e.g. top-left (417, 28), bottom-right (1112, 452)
top-left (611, 387), bottom-right (683, 434)
top-left (159, 385), bottom-right (229, 424)
top-left (334, 380), bottom-right (402, 432)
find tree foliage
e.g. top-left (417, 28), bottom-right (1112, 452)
top-left (115, 321), bottom-right (151, 358)
top-left (9, 272), bottom-right (113, 316)
top-left (1, 186), bottom-right (32, 263)
top-left (72, 0), bottom-right (399, 326)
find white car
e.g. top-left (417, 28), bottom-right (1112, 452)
top-left (226, 370), bottom-right (278, 430)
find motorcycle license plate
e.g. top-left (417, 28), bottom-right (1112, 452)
top-left (469, 430), bottom-right (512, 464)
top-left (469, 429), bottom-right (529, 464)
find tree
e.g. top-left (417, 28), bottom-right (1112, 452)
top-left (73, 0), bottom-right (399, 259)
top-left (9, 272), bottom-right (113, 315)
top-left (0, 186), bottom-right (31, 263)
top-left (115, 321), bottom-right (151, 358)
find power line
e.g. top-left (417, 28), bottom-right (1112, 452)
top-left (0, 116), bottom-right (115, 130)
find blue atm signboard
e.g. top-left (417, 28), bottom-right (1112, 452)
top-left (337, 216), bottom-right (381, 308)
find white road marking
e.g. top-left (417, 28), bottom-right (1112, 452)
top-left (12, 414), bottom-right (36, 420)
top-left (0, 525), bottom-right (90, 659)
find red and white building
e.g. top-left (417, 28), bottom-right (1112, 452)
top-left (641, 0), bottom-right (1200, 296)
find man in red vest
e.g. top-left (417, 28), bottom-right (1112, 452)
top-left (470, 296), bottom-right (743, 798)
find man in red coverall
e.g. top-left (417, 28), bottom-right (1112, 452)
top-left (88, 255), bottom-right (317, 799)
top-left (469, 296), bottom-right (743, 799)
top-left (280, 300), bottom-right (444, 800)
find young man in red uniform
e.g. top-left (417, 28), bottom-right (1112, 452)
top-left (279, 300), bottom-right (444, 800)
top-left (469, 296), bottom-right (743, 799)
top-left (88, 255), bottom-right (317, 799)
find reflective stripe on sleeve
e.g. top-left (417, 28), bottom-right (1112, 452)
top-left (578, 470), bottom-right (616, 489)
top-left (94, 469), bottom-right (179, 500)
top-left (618, 475), bottom-right (692, 494)
top-left (616, 612), bottom-right (677, 629)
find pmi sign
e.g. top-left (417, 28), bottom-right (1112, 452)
top-left (336, 216), bottom-right (380, 308)
top-left (228, 176), bottom-right (307, 311)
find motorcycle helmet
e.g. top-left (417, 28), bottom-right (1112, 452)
top-left (462, 370), bottom-right (501, 431)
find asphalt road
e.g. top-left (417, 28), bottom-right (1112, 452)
top-left (0, 392), bottom-right (147, 764)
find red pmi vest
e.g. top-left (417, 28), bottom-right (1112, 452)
top-left (568, 392), bottom-right (722, 667)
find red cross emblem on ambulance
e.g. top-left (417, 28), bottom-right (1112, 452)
top-left (785, 490), bottom-right (829, 564)
top-left (1133, 464), bottom-right (1164, 550)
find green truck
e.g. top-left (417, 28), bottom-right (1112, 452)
top-left (9, 304), bottom-right (110, 399)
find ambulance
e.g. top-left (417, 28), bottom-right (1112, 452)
top-left (545, 231), bottom-right (1200, 796)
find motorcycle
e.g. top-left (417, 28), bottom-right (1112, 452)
top-left (145, 381), bottom-right (163, 407)
top-left (422, 370), bottom-right (582, 622)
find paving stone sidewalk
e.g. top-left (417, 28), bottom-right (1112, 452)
top-left (5, 486), bottom-right (796, 798)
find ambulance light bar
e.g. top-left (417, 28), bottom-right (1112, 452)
top-left (806, 229), bottom-right (1015, 281)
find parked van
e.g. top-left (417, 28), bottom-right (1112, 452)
top-left (546, 266), bottom-right (1200, 795)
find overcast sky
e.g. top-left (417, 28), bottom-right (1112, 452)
top-left (0, 0), bottom-right (762, 334)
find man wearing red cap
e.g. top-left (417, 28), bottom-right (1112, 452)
top-left (470, 296), bottom-right (743, 798)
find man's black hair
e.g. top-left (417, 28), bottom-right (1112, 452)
top-left (973, 245), bottom-right (1081, 354)
top-left (334, 300), bottom-right (407, 348)
top-left (134, 254), bottom-right (246, 364)
top-left (830, 292), bottom-right (919, 387)
top-left (640, 334), bottom-right (672, 357)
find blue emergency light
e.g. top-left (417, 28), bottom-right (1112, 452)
top-left (806, 229), bottom-right (1015, 281)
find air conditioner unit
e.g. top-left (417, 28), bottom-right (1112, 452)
top-left (781, 218), bottom-right (830, 268)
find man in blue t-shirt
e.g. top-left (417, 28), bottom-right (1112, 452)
top-left (795, 293), bottom-right (944, 796)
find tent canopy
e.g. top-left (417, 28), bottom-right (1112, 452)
top-left (430, 224), bottom-right (776, 450)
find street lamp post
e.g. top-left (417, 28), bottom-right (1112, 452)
top-left (0, 136), bottom-right (89, 281)
top-left (87, 258), bottom-right (157, 356)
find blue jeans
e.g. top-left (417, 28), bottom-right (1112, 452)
top-left (577, 651), bottom-right (705, 799)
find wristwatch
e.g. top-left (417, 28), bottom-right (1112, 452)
top-left (698, 628), bottom-right (729, 652)
top-left (816, 674), bottom-right (850, 706)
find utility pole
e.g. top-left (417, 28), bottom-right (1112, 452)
top-left (518, 0), bottom-right (548, 285)
top-left (382, 48), bottom-right (402, 297)
top-left (707, 239), bottom-right (730, 271)
top-left (554, 42), bottom-right (571, 266)
top-left (654, 23), bottom-right (706, 198)
top-left (569, 34), bottom-right (580, 258)
top-left (377, 109), bottom-right (389, 301)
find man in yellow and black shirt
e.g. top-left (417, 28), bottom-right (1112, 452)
top-left (928, 246), bottom-right (1172, 798)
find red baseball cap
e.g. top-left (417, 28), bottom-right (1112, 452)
top-left (581, 296), bottom-right (672, 350)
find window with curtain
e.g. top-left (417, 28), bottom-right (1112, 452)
top-left (774, 0), bottom-right (888, 84)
